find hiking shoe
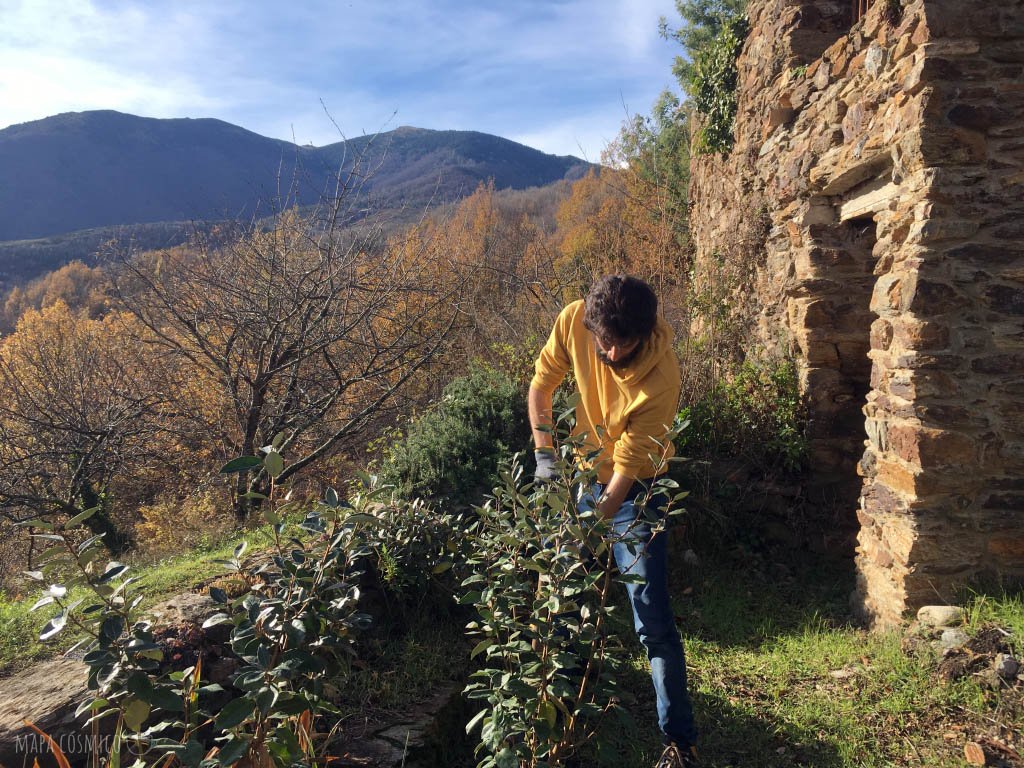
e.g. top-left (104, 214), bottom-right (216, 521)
top-left (656, 743), bottom-right (700, 768)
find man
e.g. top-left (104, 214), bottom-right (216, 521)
top-left (528, 274), bottom-right (698, 768)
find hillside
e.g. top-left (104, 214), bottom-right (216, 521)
top-left (0, 110), bottom-right (590, 244)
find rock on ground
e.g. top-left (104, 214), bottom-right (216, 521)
top-left (0, 658), bottom-right (92, 768)
top-left (917, 605), bottom-right (964, 628)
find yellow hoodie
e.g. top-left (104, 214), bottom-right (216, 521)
top-left (531, 299), bottom-right (681, 483)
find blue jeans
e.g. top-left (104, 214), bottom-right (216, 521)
top-left (581, 480), bottom-right (697, 747)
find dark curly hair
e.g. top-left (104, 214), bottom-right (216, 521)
top-left (583, 274), bottom-right (658, 343)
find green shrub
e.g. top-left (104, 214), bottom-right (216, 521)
top-left (24, 449), bottom-right (460, 767)
top-left (24, 449), bottom-right (377, 767)
top-left (689, 12), bottom-right (749, 154)
top-left (377, 364), bottom-right (530, 506)
top-left (677, 358), bottom-right (807, 475)
top-left (347, 475), bottom-right (460, 598)
top-left (462, 412), bottom-right (686, 767)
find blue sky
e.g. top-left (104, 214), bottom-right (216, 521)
top-left (0, 0), bottom-right (684, 161)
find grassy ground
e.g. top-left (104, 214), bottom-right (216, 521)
top-left (342, 605), bottom-right (471, 717)
top-left (332, 528), bottom-right (1021, 768)
top-left (0, 517), bottom-right (292, 675)
top-left (3, 512), bottom-right (1020, 768)
top-left (593, 534), bottom-right (1024, 768)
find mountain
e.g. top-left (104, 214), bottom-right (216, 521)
top-left (0, 111), bottom-right (591, 244)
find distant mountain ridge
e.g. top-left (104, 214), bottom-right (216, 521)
top-left (0, 110), bottom-right (590, 243)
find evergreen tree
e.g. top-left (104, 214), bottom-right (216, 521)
top-left (660, 0), bottom-right (747, 95)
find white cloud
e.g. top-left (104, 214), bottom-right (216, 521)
top-left (0, 0), bottom-right (227, 125)
top-left (511, 108), bottom-right (630, 163)
top-left (0, 0), bottom-right (682, 157)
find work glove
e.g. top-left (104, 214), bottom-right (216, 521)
top-left (534, 449), bottom-right (557, 483)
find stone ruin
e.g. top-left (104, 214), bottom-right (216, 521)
top-left (688, 0), bottom-right (1024, 626)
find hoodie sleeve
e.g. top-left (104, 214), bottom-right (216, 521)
top-left (530, 303), bottom-right (576, 394)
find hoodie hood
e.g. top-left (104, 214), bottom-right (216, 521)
top-left (612, 315), bottom-right (675, 386)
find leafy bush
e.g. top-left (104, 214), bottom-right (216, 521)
top-left (462, 413), bottom-right (685, 767)
top-left (346, 474), bottom-right (459, 598)
top-left (689, 12), bottom-right (749, 154)
top-left (24, 449), bottom-right (412, 767)
top-left (377, 364), bottom-right (530, 506)
top-left (677, 358), bottom-right (807, 475)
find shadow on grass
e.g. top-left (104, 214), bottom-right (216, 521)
top-left (669, 523), bottom-right (859, 649)
top-left (577, 537), bottom-right (857, 768)
top-left (581, 649), bottom-right (845, 768)
top-left (692, 689), bottom-right (845, 768)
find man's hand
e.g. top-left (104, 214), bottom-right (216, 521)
top-left (534, 449), bottom-right (557, 483)
top-left (597, 472), bottom-right (634, 520)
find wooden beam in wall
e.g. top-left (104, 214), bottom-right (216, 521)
top-left (839, 175), bottom-right (900, 221)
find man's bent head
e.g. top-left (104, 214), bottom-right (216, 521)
top-left (583, 275), bottom-right (658, 370)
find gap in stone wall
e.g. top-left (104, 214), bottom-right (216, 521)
top-left (799, 198), bottom-right (880, 551)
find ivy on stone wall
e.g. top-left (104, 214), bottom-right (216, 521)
top-left (689, 13), bottom-right (749, 154)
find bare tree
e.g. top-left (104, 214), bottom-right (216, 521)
top-left (0, 304), bottom-right (171, 553)
top-left (111, 200), bottom-right (459, 519)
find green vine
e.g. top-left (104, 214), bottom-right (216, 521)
top-left (689, 13), bottom-right (749, 154)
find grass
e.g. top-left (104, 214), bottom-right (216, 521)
top-left (340, 596), bottom-right (472, 716)
top-left (593, 535), bottom-right (1024, 768)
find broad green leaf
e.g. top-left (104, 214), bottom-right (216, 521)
top-left (465, 708), bottom-right (488, 734)
top-left (97, 562), bottom-right (129, 583)
top-left (262, 507), bottom-right (281, 525)
top-left (75, 697), bottom-right (109, 717)
top-left (214, 697), bottom-right (255, 730)
top-left (100, 615), bottom-right (125, 642)
top-left (19, 518), bottom-right (54, 531)
top-left (285, 618), bottom-right (306, 647)
top-left (341, 513), bottom-right (377, 526)
top-left (495, 746), bottom-right (518, 768)
top-left (255, 686), bottom-right (278, 714)
top-left (263, 450), bottom-right (284, 479)
top-left (30, 595), bottom-right (55, 612)
top-left (125, 671), bottom-right (154, 697)
top-left (220, 456), bottom-right (263, 474)
top-left (39, 612), bottom-right (66, 640)
top-left (202, 613), bottom-right (232, 629)
top-left (216, 735), bottom-right (250, 766)
top-left (66, 506), bottom-right (99, 528)
top-left (149, 687), bottom-right (184, 712)
top-left (165, 739), bottom-right (204, 767)
top-left (538, 700), bottom-right (557, 729)
top-left (123, 698), bottom-right (151, 732)
top-left (470, 639), bottom-right (494, 659)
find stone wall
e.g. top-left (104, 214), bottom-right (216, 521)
top-left (688, 0), bottom-right (1024, 626)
